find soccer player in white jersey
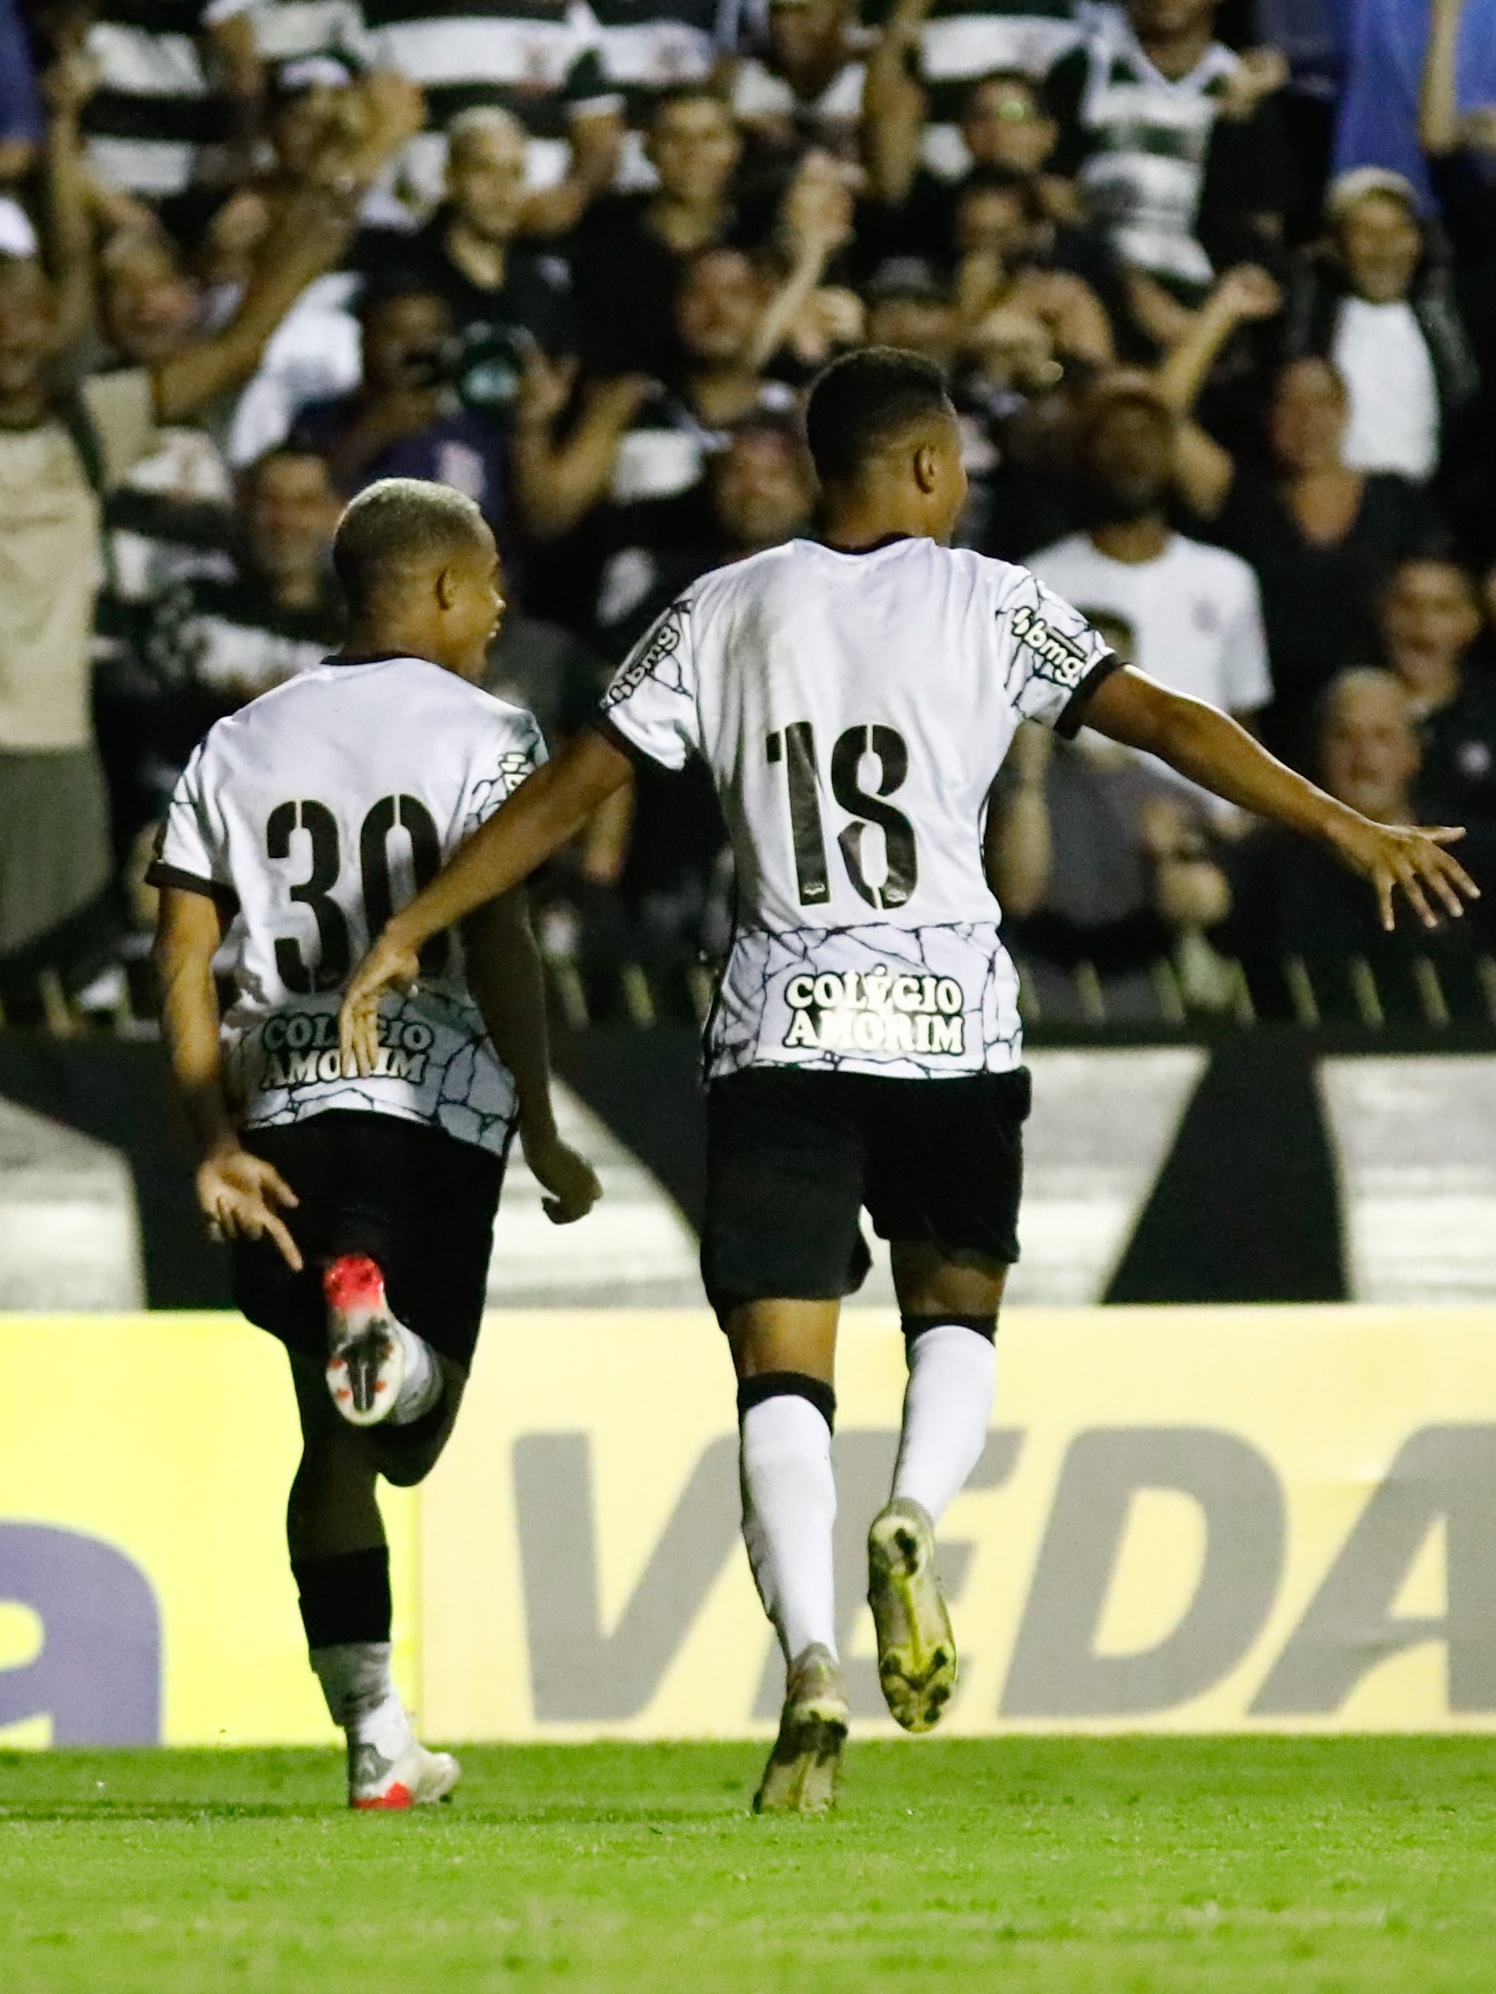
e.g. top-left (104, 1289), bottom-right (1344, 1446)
top-left (151, 478), bottom-right (600, 1810)
top-left (337, 352), bottom-right (1478, 1813)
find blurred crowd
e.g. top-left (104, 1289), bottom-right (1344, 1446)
top-left (4, 0), bottom-right (1496, 1032)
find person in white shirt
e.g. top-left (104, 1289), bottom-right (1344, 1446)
top-left (1031, 373), bottom-right (1272, 730)
top-left (338, 350), bottom-right (1477, 1815)
top-left (151, 478), bottom-right (600, 1811)
top-left (1283, 169), bottom-right (1482, 493)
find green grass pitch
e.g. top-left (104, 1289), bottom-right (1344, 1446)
top-left (5, 1739), bottom-right (1496, 1991)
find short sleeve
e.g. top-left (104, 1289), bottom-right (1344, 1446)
top-left (1219, 567), bottom-right (1272, 715)
top-left (79, 368), bottom-right (158, 489)
top-left (594, 598), bottom-right (702, 773)
top-left (998, 571), bottom-right (1120, 738)
top-left (147, 737), bottom-right (238, 914)
top-left (460, 708), bottom-right (548, 840)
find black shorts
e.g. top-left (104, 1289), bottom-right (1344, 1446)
top-left (701, 1065), bottom-right (1031, 1316)
top-left (233, 1110), bottom-right (506, 1371)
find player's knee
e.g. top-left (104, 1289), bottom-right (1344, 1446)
top-left (901, 1312), bottom-right (998, 1346)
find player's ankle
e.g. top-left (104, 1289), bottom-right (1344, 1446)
top-left (386, 1319), bottom-right (443, 1425)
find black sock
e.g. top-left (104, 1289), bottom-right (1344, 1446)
top-left (292, 1546), bottom-right (391, 1650)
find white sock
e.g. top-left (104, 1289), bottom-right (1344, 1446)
top-left (891, 1325), bottom-right (998, 1526)
top-left (388, 1323), bottom-right (442, 1426)
top-left (739, 1394), bottom-right (838, 1665)
top-left (310, 1640), bottom-right (413, 1761)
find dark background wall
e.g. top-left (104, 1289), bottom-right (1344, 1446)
top-left (1, 1025), bottom-right (1491, 1309)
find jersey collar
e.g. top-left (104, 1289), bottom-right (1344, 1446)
top-left (818, 532), bottom-right (914, 557)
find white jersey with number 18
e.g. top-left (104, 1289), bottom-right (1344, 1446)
top-left (599, 536), bottom-right (1117, 1080)
top-left (152, 654), bottom-right (545, 1156)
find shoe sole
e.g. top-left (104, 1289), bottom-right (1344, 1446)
top-left (868, 1508), bottom-right (957, 1734)
top-left (753, 1709), bottom-right (848, 1816)
top-left (327, 1325), bottom-right (403, 1426)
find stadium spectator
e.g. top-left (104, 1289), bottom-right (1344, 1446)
top-left (91, 226), bottom-right (239, 719)
top-left (868, 64), bottom-right (1066, 218)
top-left (8, 0), bottom-right (1496, 1048)
top-left (361, 0), bottom-right (624, 218)
top-left (1213, 668), bottom-right (1496, 1023)
top-left (1376, 557), bottom-right (1496, 824)
top-left (989, 679), bottom-right (1232, 1023)
top-left (592, 413), bottom-right (818, 650)
top-left (210, 67), bottom-right (426, 464)
top-left (1042, 0), bottom-right (1293, 307)
top-left (588, 0), bottom-right (722, 164)
top-left (536, 181), bottom-right (845, 564)
top-left (354, 107), bottom-right (580, 421)
top-left (1282, 170), bottom-right (1481, 494)
top-left (149, 444), bottom-right (343, 717)
top-left (1029, 376), bottom-right (1273, 749)
top-left (863, 79), bottom-right (1126, 341)
top-left (567, 86), bottom-right (749, 379)
top-left (863, 256), bottom-right (960, 369)
top-left (950, 300), bottom-right (1075, 558)
top-left (0, 55), bottom-right (408, 1014)
top-left (0, 214), bottom-right (354, 1012)
top-left (290, 283), bottom-right (512, 527)
top-left (865, 0), bottom-right (1083, 191)
top-left (730, 0), bottom-right (868, 167)
top-left (1161, 267), bottom-right (1446, 755)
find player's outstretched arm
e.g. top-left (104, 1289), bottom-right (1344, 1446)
top-left (154, 887), bottom-right (302, 1269)
top-left (462, 891), bottom-right (602, 1226)
top-left (1083, 667), bottom-right (1481, 932)
top-left (340, 727), bottom-right (634, 1076)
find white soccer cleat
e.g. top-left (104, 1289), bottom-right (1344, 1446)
top-left (349, 1738), bottom-right (461, 1812)
top-left (867, 1497), bottom-right (958, 1733)
top-left (753, 1643), bottom-right (849, 1816)
top-left (324, 1254), bottom-right (405, 1426)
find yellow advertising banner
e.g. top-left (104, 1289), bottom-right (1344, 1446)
top-left (4, 1308), bottom-right (1496, 1746)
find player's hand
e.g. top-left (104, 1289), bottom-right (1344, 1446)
top-left (521, 1123), bottom-right (602, 1225)
top-left (198, 1148), bottom-right (302, 1271)
top-left (1326, 816), bottom-right (1480, 932)
top-left (340, 927), bottom-right (421, 1077)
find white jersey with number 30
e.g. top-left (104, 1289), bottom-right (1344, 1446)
top-left (600, 536), bottom-right (1117, 1080)
top-left (153, 655), bottom-right (545, 1155)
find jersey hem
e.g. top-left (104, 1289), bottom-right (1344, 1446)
top-left (240, 1093), bottom-right (518, 1161)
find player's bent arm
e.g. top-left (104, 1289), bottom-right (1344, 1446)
top-left (340, 728), bottom-right (634, 1073)
top-left (461, 892), bottom-right (602, 1226)
top-left (1082, 667), bottom-right (1481, 933)
top-left (154, 887), bottom-right (303, 1269)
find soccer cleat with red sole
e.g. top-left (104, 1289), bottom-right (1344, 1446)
top-left (324, 1254), bottom-right (405, 1426)
top-left (349, 1739), bottom-right (461, 1810)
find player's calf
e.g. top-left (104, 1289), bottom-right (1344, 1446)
top-left (324, 1255), bottom-right (443, 1430)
